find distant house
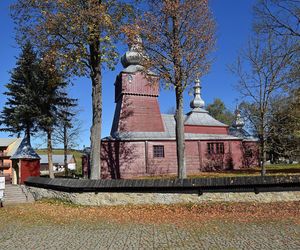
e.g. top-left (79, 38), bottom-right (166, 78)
top-left (39, 154), bottom-right (76, 174)
top-left (0, 138), bottom-right (23, 183)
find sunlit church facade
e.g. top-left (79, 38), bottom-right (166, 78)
top-left (98, 41), bottom-right (258, 179)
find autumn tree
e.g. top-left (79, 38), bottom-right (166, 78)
top-left (232, 33), bottom-right (295, 175)
top-left (11, 0), bottom-right (134, 179)
top-left (129, 0), bottom-right (215, 179)
top-left (206, 99), bottom-right (235, 126)
top-left (0, 42), bottom-right (40, 142)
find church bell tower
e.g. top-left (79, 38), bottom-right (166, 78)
top-left (110, 38), bottom-right (165, 136)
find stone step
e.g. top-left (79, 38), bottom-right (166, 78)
top-left (3, 198), bottom-right (34, 204)
top-left (4, 191), bottom-right (24, 196)
top-left (2, 185), bottom-right (34, 204)
top-left (4, 196), bottom-right (28, 199)
top-left (4, 194), bottom-right (33, 198)
top-left (4, 199), bottom-right (28, 203)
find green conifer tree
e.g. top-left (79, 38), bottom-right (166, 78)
top-left (0, 42), bottom-right (40, 142)
top-left (206, 98), bottom-right (235, 126)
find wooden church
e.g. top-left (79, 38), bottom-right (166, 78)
top-left (98, 40), bottom-right (258, 179)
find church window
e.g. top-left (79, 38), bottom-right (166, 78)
top-left (216, 143), bottom-right (224, 154)
top-left (208, 143), bottom-right (224, 155)
top-left (207, 143), bottom-right (214, 155)
top-left (153, 145), bottom-right (165, 158)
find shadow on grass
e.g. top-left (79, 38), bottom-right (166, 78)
top-left (131, 165), bottom-right (300, 180)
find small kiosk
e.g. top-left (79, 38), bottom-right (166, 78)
top-left (10, 137), bottom-right (40, 184)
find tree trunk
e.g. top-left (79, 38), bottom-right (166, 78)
top-left (47, 130), bottom-right (54, 179)
top-left (175, 89), bottom-right (186, 179)
top-left (259, 134), bottom-right (266, 176)
top-left (25, 125), bottom-right (30, 143)
top-left (89, 42), bottom-right (102, 180)
top-left (63, 124), bottom-right (68, 177)
top-left (171, 5), bottom-right (186, 179)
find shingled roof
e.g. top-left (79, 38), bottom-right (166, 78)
top-left (109, 114), bottom-right (238, 141)
top-left (0, 138), bottom-right (18, 147)
top-left (184, 108), bottom-right (228, 127)
top-left (10, 137), bottom-right (40, 160)
top-left (0, 138), bottom-right (23, 156)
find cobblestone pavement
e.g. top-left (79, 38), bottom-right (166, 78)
top-left (0, 218), bottom-right (299, 249)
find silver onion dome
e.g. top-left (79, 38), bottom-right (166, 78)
top-left (190, 78), bottom-right (205, 109)
top-left (121, 35), bottom-right (144, 68)
top-left (232, 109), bottom-right (245, 129)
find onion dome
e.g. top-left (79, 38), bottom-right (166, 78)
top-left (232, 108), bottom-right (245, 129)
top-left (190, 78), bottom-right (205, 109)
top-left (185, 78), bottom-right (228, 127)
top-left (229, 109), bottom-right (256, 140)
top-left (121, 35), bottom-right (145, 72)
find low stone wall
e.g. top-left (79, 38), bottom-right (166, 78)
top-left (26, 186), bottom-right (300, 206)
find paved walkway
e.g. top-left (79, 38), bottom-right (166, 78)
top-left (0, 219), bottom-right (299, 249)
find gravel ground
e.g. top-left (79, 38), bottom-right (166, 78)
top-left (0, 218), bottom-right (299, 249)
top-left (0, 202), bottom-right (299, 250)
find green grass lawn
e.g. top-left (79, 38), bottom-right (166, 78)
top-left (36, 148), bottom-right (83, 175)
top-left (190, 164), bottom-right (300, 178)
top-left (265, 163), bottom-right (300, 170)
top-left (134, 163), bottom-right (300, 180)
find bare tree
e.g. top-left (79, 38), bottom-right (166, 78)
top-left (254, 0), bottom-right (300, 38)
top-left (53, 107), bottom-right (83, 176)
top-left (36, 61), bottom-right (76, 179)
top-left (254, 0), bottom-right (300, 82)
top-left (125, 0), bottom-right (215, 179)
top-left (231, 32), bottom-right (295, 175)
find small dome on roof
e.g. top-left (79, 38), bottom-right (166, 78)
top-left (185, 78), bottom-right (228, 127)
top-left (232, 109), bottom-right (245, 129)
top-left (190, 78), bottom-right (205, 109)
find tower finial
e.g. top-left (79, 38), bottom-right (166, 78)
top-left (190, 78), bottom-right (205, 109)
top-left (233, 107), bottom-right (245, 129)
top-left (121, 35), bottom-right (144, 68)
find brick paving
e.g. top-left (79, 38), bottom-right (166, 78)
top-left (0, 217), bottom-right (299, 249)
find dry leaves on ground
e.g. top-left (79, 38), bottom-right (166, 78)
top-left (0, 201), bottom-right (299, 227)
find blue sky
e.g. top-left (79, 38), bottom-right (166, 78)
top-left (0, 0), bottom-right (256, 149)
